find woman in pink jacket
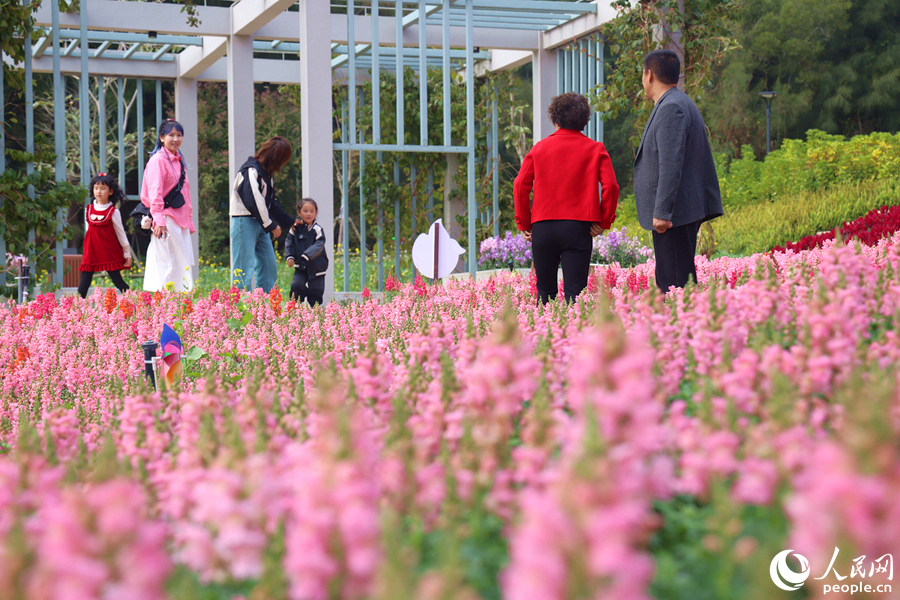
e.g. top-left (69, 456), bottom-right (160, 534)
top-left (140, 119), bottom-right (196, 291)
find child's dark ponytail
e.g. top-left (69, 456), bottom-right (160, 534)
top-left (88, 172), bottom-right (126, 206)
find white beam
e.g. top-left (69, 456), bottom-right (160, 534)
top-left (299, 0), bottom-right (334, 303)
top-left (326, 14), bottom-right (540, 51)
top-left (34, 0), bottom-right (547, 50)
top-left (4, 52), bottom-right (177, 77)
top-left (330, 1), bottom-right (443, 69)
top-left (541, 0), bottom-right (617, 51)
top-left (177, 36), bottom-right (227, 78)
top-left (196, 57), bottom-right (301, 84)
top-left (93, 40), bottom-right (111, 57)
top-left (232, 0), bottom-right (298, 36)
top-left (62, 39), bottom-right (79, 56)
top-left (471, 48), bottom-right (531, 77)
top-left (532, 33), bottom-right (556, 143)
top-left (10, 53), bottom-right (304, 83)
top-left (175, 76), bottom-right (200, 282)
top-left (123, 43), bottom-right (140, 58)
top-left (227, 35), bottom-right (255, 215)
top-left (32, 0), bottom-right (231, 36)
top-left (152, 44), bottom-right (172, 61)
top-left (32, 36), bottom-right (51, 58)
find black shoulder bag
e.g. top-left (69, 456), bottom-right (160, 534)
top-left (130, 159), bottom-right (185, 233)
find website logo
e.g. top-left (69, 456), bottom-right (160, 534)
top-left (770, 548), bottom-right (893, 595)
top-left (770, 550), bottom-right (811, 591)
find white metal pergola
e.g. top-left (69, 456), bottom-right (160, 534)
top-left (3, 0), bottom-right (616, 301)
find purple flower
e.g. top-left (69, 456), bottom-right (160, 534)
top-left (479, 231), bottom-right (532, 269)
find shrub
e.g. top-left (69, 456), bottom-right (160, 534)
top-left (715, 178), bottom-right (900, 256)
top-left (772, 203), bottom-right (900, 253)
top-left (591, 227), bottom-right (653, 268)
top-left (478, 231), bottom-right (532, 269)
top-left (719, 130), bottom-right (900, 209)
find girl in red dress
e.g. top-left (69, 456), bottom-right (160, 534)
top-left (78, 173), bottom-right (134, 298)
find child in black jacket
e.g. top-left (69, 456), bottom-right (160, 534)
top-left (285, 198), bottom-right (329, 306)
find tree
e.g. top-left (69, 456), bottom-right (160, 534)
top-left (593, 0), bottom-right (740, 152)
top-left (703, 0), bottom-right (900, 157)
top-left (195, 82), bottom-right (304, 266)
top-left (2, 0), bottom-right (86, 282)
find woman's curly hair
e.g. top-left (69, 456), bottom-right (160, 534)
top-left (547, 92), bottom-right (591, 131)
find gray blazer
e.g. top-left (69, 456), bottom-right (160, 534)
top-left (634, 88), bottom-right (723, 230)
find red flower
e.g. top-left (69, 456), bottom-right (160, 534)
top-left (119, 300), bottom-right (134, 318)
top-left (269, 286), bottom-right (283, 316)
top-left (103, 288), bottom-right (117, 314)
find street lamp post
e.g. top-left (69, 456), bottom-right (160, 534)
top-left (758, 91), bottom-right (778, 155)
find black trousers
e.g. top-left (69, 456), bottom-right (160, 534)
top-left (78, 270), bottom-right (129, 299)
top-left (290, 269), bottom-right (325, 306)
top-left (651, 220), bottom-right (702, 293)
top-left (532, 220), bottom-right (592, 304)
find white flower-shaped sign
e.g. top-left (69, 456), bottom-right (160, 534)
top-left (412, 219), bottom-right (466, 279)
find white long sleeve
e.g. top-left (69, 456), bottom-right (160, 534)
top-left (111, 208), bottom-right (133, 259)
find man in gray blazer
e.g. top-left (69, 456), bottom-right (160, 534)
top-left (634, 49), bottom-right (723, 293)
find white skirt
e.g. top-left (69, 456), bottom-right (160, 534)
top-left (143, 217), bottom-right (195, 292)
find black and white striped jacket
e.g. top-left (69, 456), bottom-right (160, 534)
top-left (285, 220), bottom-right (328, 278)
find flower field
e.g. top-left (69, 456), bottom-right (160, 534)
top-left (2, 235), bottom-right (900, 600)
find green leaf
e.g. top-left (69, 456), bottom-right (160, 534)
top-left (183, 346), bottom-right (208, 361)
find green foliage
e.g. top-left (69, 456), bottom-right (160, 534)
top-left (166, 566), bottom-right (255, 600)
top-left (333, 64), bottom-right (530, 265)
top-left (0, 145), bottom-right (86, 276)
top-left (593, 0), bottom-right (740, 147)
top-left (195, 83), bottom-right (304, 266)
top-left (612, 130), bottom-right (900, 255)
top-left (704, 0), bottom-right (900, 156)
top-left (409, 509), bottom-right (507, 600)
top-left (719, 130), bottom-right (900, 209)
top-left (715, 178), bottom-right (900, 255)
top-left (1, 0), bottom-right (43, 93)
top-left (650, 494), bottom-right (791, 600)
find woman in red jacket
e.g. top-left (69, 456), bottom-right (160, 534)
top-left (514, 92), bottom-right (620, 304)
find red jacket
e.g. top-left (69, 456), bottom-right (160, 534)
top-left (513, 128), bottom-right (620, 230)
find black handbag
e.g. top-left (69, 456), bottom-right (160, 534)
top-left (129, 202), bottom-right (151, 236)
top-left (163, 160), bottom-right (186, 209)
top-left (129, 159), bottom-right (186, 234)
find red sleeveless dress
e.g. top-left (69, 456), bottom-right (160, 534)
top-left (80, 204), bottom-right (129, 272)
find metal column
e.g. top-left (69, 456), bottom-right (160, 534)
top-left (465, 0), bottom-right (475, 276)
top-left (394, 160), bottom-right (400, 279)
top-left (136, 79), bottom-right (144, 187)
top-left (52, 0), bottom-right (65, 284)
top-left (341, 102), bottom-right (349, 292)
top-left (117, 78), bottom-right (126, 189)
top-left (98, 77), bottom-right (106, 170)
top-left (25, 17), bottom-right (36, 254)
top-left (418, 0), bottom-right (427, 145)
top-left (491, 92), bottom-right (499, 237)
top-left (0, 49), bottom-right (5, 279)
top-left (79, 0), bottom-right (89, 187)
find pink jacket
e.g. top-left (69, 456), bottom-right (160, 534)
top-left (140, 147), bottom-right (196, 232)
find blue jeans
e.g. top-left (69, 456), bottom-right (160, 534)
top-left (230, 216), bottom-right (278, 292)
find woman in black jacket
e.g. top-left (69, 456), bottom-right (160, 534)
top-left (229, 136), bottom-right (295, 293)
top-left (285, 198), bottom-right (328, 306)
